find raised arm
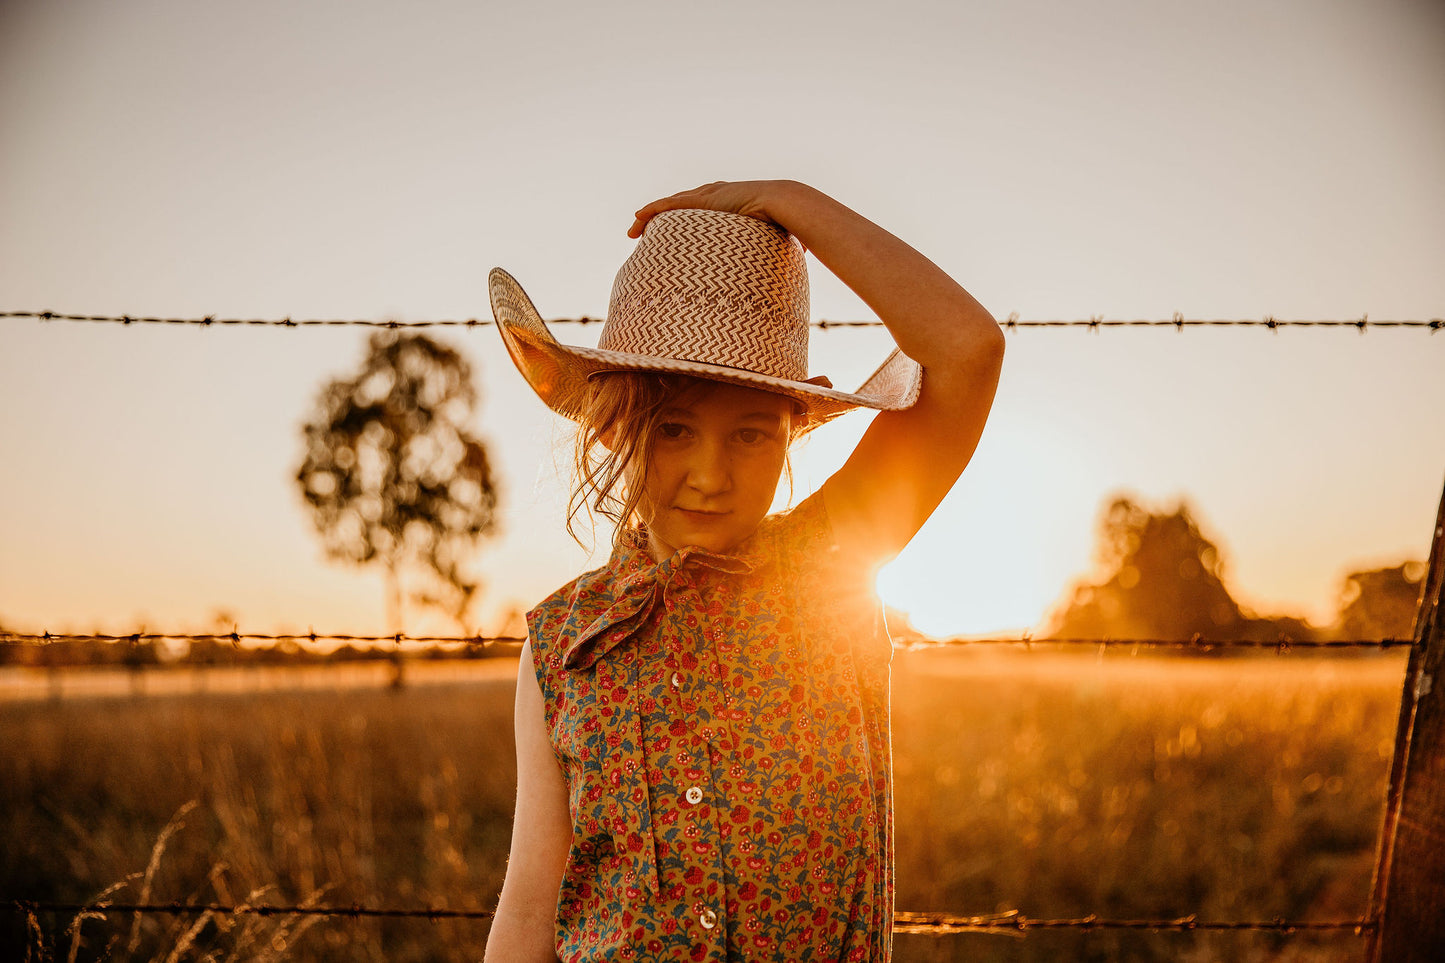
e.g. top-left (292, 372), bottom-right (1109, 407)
top-left (631, 180), bottom-right (1005, 560)
top-left (483, 639), bottom-right (570, 963)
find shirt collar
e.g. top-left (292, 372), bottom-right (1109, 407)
top-left (561, 521), bottom-right (772, 671)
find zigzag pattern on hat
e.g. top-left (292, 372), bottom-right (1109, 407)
top-left (600, 210), bottom-right (810, 381)
top-left (487, 207), bottom-right (923, 435)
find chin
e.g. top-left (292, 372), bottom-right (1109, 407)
top-left (681, 532), bottom-right (734, 553)
top-left (650, 510), bottom-right (767, 558)
top-left (660, 527), bottom-right (741, 557)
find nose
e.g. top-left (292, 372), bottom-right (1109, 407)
top-left (684, 436), bottom-right (731, 496)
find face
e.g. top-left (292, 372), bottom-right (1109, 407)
top-left (634, 382), bottom-right (794, 562)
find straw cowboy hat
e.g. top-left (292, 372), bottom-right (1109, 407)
top-left (488, 208), bottom-right (922, 430)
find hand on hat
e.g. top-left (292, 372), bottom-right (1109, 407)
top-left (628, 180), bottom-right (798, 239)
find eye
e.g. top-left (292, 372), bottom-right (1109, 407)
top-left (735, 428), bottom-right (773, 445)
top-left (656, 422), bottom-right (690, 440)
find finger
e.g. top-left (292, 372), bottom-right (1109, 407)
top-left (627, 195), bottom-right (694, 237)
top-left (638, 191), bottom-right (703, 218)
top-left (627, 182), bottom-right (732, 236)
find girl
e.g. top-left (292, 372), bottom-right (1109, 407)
top-left (483, 180), bottom-right (1004, 962)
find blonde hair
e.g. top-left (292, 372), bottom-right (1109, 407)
top-left (568, 372), bottom-right (802, 548)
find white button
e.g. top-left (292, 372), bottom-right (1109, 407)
top-left (685, 786), bottom-right (703, 805)
top-left (699, 908), bottom-right (717, 930)
top-left (670, 671), bottom-right (683, 689)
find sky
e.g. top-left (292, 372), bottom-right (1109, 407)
top-left (1, 0), bottom-right (1442, 641)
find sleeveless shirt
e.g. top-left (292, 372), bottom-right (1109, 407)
top-left (526, 491), bottom-right (895, 962)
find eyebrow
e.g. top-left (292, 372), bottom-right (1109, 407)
top-left (658, 408), bottom-right (785, 423)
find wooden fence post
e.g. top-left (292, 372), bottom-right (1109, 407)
top-left (1367, 478), bottom-right (1445, 962)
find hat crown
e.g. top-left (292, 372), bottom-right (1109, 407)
top-left (599, 209), bottom-right (810, 381)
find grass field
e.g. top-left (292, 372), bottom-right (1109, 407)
top-left (2, 652), bottom-right (1405, 962)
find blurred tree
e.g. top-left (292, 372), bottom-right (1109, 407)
top-left (1332, 561), bottom-right (1426, 641)
top-left (1043, 494), bottom-right (1315, 644)
top-left (296, 332), bottom-right (499, 634)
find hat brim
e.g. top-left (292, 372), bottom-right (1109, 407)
top-left (489, 267), bottom-right (921, 431)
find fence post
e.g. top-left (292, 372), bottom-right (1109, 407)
top-left (1367, 478), bottom-right (1445, 962)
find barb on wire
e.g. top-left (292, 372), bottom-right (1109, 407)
top-left (4, 310), bottom-right (1442, 332)
top-left (0, 630), bottom-right (1412, 652)
top-left (8, 901), bottom-right (1374, 936)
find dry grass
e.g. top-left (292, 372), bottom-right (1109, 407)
top-left (1, 653), bottom-right (1405, 962)
top-left (4, 677), bottom-right (516, 962)
top-left (891, 652), bottom-right (1402, 962)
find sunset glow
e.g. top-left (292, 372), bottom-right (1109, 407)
top-left (1, 0), bottom-right (1441, 642)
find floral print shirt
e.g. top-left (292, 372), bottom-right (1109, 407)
top-left (526, 492), bottom-right (895, 962)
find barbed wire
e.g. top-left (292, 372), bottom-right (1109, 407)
top-left (7, 901), bottom-right (1372, 935)
top-left (3, 310), bottom-right (1441, 332)
top-left (889, 911), bottom-right (1373, 935)
top-left (4, 302), bottom-right (1434, 954)
top-left (1, 629), bottom-right (1400, 942)
top-left (898, 635), bottom-right (1417, 653)
top-left (0, 630), bottom-right (1413, 652)
top-left (12, 901), bottom-right (492, 922)
top-left (0, 630), bottom-right (525, 648)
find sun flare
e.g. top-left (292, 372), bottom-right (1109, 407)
top-left (874, 417), bottom-right (1106, 638)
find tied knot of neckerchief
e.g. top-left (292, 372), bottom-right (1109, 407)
top-left (562, 532), bottom-right (764, 671)
top-left (555, 528), bottom-right (770, 899)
